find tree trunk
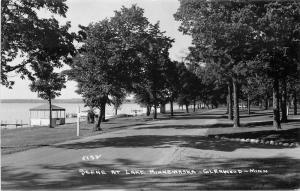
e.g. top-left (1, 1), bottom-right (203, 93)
top-left (264, 96), bottom-right (268, 110)
top-left (185, 104), bottom-right (189, 113)
top-left (115, 108), bottom-right (118, 116)
top-left (101, 103), bottom-right (106, 122)
top-left (273, 78), bottom-right (281, 129)
top-left (232, 78), bottom-right (240, 127)
top-left (281, 78), bottom-right (288, 122)
top-left (160, 103), bottom-right (166, 114)
top-left (293, 90), bottom-right (297, 115)
top-left (227, 83), bottom-right (233, 120)
top-left (94, 117), bottom-right (102, 131)
top-left (49, 99), bottom-right (53, 128)
top-left (247, 94), bottom-right (251, 116)
top-left (87, 114), bottom-right (91, 123)
top-left (153, 104), bottom-right (157, 119)
top-left (146, 105), bottom-right (151, 116)
top-left (170, 100), bottom-right (174, 116)
top-left (153, 91), bottom-right (157, 119)
top-left (214, 103), bottom-right (218, 108)
top-left (87, 110), bottom-right (95, 124)
top-left (94, 107), bottom-right (103, 131)
top-left (193, 99), bottom-right (196, 112)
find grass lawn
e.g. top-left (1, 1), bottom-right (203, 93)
top-left (1, 114), bottom-right (160, 155)
top-left (1, 108), bottom-right (211, 155)
top-left (2, 107), bottom-right (299, 155)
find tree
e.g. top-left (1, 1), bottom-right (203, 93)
top-left (186, 64), bottom-right (204, 112)
top-left (175, 62), bottom-right (202, 113)
top-left (1, 0), bottom-right (76, 87)
top-left (192, 62), bottom-right (227, 110)
top-left (68, 5), bottom-right (153, 130)
top-left (134, 88), bottom-right (153, 116)
top-left (30, 62), bottom-right (66, 128)
top-left (132, 23), bottom-right (174, 119)
top-left (177, 94), bottom-right (191, 113)
top-left (67, 19), bottom-right (116, 130)
top-left (68, 54), bottom-right (112, 131)
top-left (287, 75), bottom-right (300, 115)
top-left (87, 108), bottom-right (95, 124)
top-left (165, 61), bottom-right (182, 116)
top-left (252, 1), bottom-right (300, 128)
top-left (240, 72), bottom-right (271, 115)
top-left (175, 0), bottom-right (300, 129)
top-left (67, 20), bottom-right (117, 131)
top-left (175, 0), bottom-right (257, 127)
top-left (188, 46), bottom-right (233, 119)
top-left (111, 91), bottom-right (126, 116)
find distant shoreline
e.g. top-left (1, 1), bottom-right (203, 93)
top-left (0, 99), bottom-right (135, 104)
top-left (1, 99), bottom-right (84, 104)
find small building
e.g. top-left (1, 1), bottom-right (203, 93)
top-left (29, 104), bottom-right (66, 127)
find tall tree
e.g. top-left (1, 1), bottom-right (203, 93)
top-left (193, 62), bottom-right (227, 110)
top-left (175, 0), bottom-right (257, 127)
top-left (30, 62), bottom-right (66, 128)
top-left (253, 1), bottom-right (300, 129)
top-left (165, 61), bottom-right (182, 116)
top-left (133, 23), bottom-right (174, 119)
top-left (68, 5), bottom-right (154, 130)
top-left (67, 19), bottom-right (119, 131)
top-left (175, 62), bottom-right (202, 113)
top-left (67, 53), bottom-right (112, 131)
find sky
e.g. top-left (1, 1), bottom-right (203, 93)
top-left (0, 0), bottom-right (192, 99)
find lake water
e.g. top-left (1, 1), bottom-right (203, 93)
top-left (0, 102), bottom-right (181, 126)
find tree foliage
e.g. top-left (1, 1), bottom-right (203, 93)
top-left (132, 22), bottom-right (174, 119)
top-left (30, 62), bottom-right (66, 128)
top-left (67, 5), bottom-right (168, 129)
top-left (175, 0), bottom-right (300, 129)
top-left (1, 0), bottom-right (76, 87)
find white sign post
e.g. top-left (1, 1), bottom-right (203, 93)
top-left (77, 106), bottom-right (80, 136)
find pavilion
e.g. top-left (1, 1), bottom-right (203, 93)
top-left (29, 104), bottom-right (66, 127)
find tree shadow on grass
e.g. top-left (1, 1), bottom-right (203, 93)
top-left (137, 119), bottom-right (300, 130)
top-left (2, 157), bottom-right (299, 190)
top-left (239, 113), bottom-right (273, 118)
top-left (104, 123), bottom-right (148, 130)
top-left (241, 121), bottom-right (273, 127)
top-left (162, 110), bottom-right (228, 120)
top-left (134, 121), bottom-right (284, 130)
top-left (185, 157), bottom-right (300, 190)
top-left (135, 124), bottom-right (234, 130)
top-left (53, 135), bottom-right (291, 152)
top-left (170, 113), bottom-right (228, 120)
top-left (1, 162), bottom-right (129, 190)
top-left (170, 115), bottom-right (228, 120)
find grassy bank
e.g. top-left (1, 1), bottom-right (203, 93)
top-left (2, 108), bottom-right (299, 155)
top-left (1, 114), bottom-right (159, 155)
top-left (0, 108), bottom-right (207, 155)
top-left (1, 109), bottom-right (195, 155)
